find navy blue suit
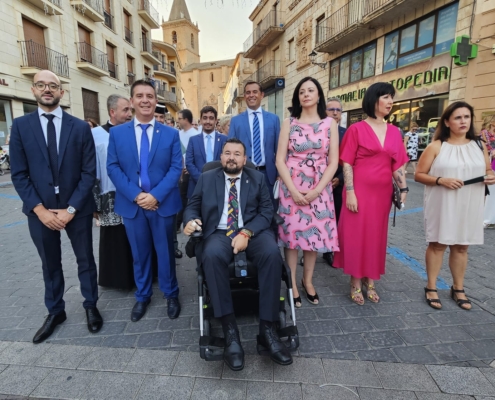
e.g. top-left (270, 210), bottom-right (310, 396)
top-left (333, 125), bottom-right (347, 222)
top-left (185, 131), bottom-right (227, 198)
top-left (228, 110), bottom-right (280, 195)
top-left (107, 120), bottom-right (182, 301)
top-left (10, 109), bottom-right (98, 315)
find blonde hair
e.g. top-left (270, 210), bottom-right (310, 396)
top-left (410, 122), bottom-right (419, 129)
top-left (218, 114), bottom-right (232, 131)
top-left (481, 114), bottom-right (495, 130)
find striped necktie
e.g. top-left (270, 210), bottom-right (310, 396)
top-left (252, 112), bottom-right (262, 165)
top-left (226, 178), bottom-right (239, 238)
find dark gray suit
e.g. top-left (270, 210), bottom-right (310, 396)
top-left (184, 167), bottom-right (282, 321)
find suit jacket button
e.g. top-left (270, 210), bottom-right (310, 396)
top-left (137, 171), bottom-right (140, 175)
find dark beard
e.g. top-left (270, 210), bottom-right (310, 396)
top-left (35, 93), bottom-right (60, 107)
top-left (223, 163), bottom-right (242, 175)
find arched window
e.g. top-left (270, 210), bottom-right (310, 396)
top-left (172, 31), bottom-right (177, 44)
top-left (191, 33), bottom-right (194, 49)
top-left (210, 72), bottom-right (214, 82)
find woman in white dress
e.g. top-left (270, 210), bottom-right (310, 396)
top-left (415, 101), bottom-right (495, 310)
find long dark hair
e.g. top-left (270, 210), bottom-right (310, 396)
top-left (290, 77), bottom-right (327, 119)
top-left (433, 101), bottom-right (477, 142)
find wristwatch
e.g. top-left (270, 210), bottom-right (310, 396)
top-left (399, 187), bottom-right (410, 193)
top-left (67, 206), bottom-right (77, 215)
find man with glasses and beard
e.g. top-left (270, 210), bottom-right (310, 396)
top-left (183, 138), bottom-right (292, 371)
top-left (10, 70), bottom-right (102, 344)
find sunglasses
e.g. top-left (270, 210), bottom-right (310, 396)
top-left (326, 108), bottom-right (342, 112)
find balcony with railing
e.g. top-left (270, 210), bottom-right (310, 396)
top-left (124, 27), bottom-right (133, 44)
top-left (75, 42), bottom-right (109, 77)
top-left (138, 0), bottom-right (160, 29)
top-left (315, 0), bottom-right (430, 53)
top-left (19, 40), bottom-right (70, 82)
top-left (25, 0), bottom-right (63, 15)
top-left (104, 10), bottom-right (115, 31)
top-left (107, 60), bottom-right (118, 79)
top-left (243, 10), bottom-right (285, 59)
top-left (153, 56), bottom-right (177, 82)
top-left (70, 0), bottom-right (104, 22)
top-left (162, 90), bottom-right (178, 110)
top-left (127, 73), bottom-right (136, 86)
top-left (244, 60), bottom-right (284, 91)
top-left (140, 39), bottom-right (160, 64)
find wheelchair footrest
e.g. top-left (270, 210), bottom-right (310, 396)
top-left (278, 325), bottom-right (298, 339)
top-left (199, 335), bottom-right (225, 361)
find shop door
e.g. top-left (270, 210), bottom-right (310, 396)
top-left (82, 89), bottom-right (100, 125)
top-left (78, 25), bottom-right (92, 63)
top-left (22, 18), bottom-right (47, 70)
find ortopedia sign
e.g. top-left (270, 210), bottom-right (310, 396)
top-left (329, 53), bottom-right (452, 110)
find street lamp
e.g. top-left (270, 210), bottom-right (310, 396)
top-left (308, 49), bottom-right (327, 69)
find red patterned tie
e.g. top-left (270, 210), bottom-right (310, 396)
top-left (226, 178), bottom-right (239, 238)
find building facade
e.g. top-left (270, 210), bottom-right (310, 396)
top-left (240, 0), bottom-right (494, 136)
top-left (0, 0), bottom-right (185, 146)
top-left (221, 53), bottom-right (255, 117)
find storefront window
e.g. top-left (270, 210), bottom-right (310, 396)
top-left (383, 2), bottom-right (459, 72)
top-left (339, 55), bottom-right (350, 86)
top-left (329, 42), bottom-right (376, 89)
top-left (330, 60), bottom-right (339, 89)
top-left (23, 102), bottom-right (37, 114)
top-left (0, 99), bottom-right (13, 146)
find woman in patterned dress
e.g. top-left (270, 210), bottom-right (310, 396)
top-left (404, 122), bottom-right (419, 174)
top-left (276, 77), bottom-right (340, 307)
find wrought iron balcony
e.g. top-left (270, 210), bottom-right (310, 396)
top-left (156, 85), bottom-right (165, 98)
top-left (140, 39), bottom-right (160, 64)
top-left (127, 73), bottom-right (136, 86)
top-left (153, 60), bottom-right (177, 82)
top-left (70, 0), bottom-right (104, 22)
top-left (19, 40), bottom-right (70, 80)
top-left (315, 0), bottom-right (430, 53)
top-left (104, 10), bottom-right (114, 30)
top-left (107, 60), bottom-right (118, 79)
top-left (243, 10), bottom-right (285, 59)
top-left (138, 0), bottom-right (160, 29)
top-left (24, 0), bottom-right (63, 15)
top-left (244, 60), bottom-right (284, 91)
top-left (75, 42), bottom-right (109, 77)
top-left (162, 90), bottom-right (178, 110)
top-left (124, 27), bottom-right (133, 44)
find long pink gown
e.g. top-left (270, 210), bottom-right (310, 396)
top-left (333, 121), bottom-right (408, 279)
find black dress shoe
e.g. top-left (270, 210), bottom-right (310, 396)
top-left (322, 252), bottom-right (335, 267)
top-left (167, 298), bottom-right (181, 319)
top-left (86, 307), bottom-right (103, 333)
top-left (258, 324), bottom-right (293, 366)
top-left (175, 249), bottom-right (183, 258)
top-left (33, 311), bottom-right (67, 344)
top-left (223, 324), bottom-right (244, 371)
top-left (131, 299), bottom-right (151, 322)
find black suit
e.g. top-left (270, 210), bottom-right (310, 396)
top-left (10, 109), bottom-right (98, 315)
top-left (333, 125), bottom-right (347, 222)
top-left (184, 167), bottom-right (282, 321)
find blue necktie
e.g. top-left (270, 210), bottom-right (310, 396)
top-left (206, 134), bottom-right (213, 162)
top-left (43, 113), bottom-right (59, 188)
top-left (139, 124), bottom-right (151, 192)
top-left (253, 112), bottom-right (262, 165)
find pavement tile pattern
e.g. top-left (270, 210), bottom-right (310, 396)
top-left (2, 181), bottom-right (495, 366)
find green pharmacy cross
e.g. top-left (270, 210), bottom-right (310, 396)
top-left (450, 35), bottom-right (478, 66)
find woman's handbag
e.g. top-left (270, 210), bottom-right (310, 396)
top-left (392, 179), bottom-right (402, 227)
top-left (273, 179), bottom-right (280, 200)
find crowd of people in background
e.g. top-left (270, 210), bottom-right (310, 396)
top-left (8, 69), bottom-right (495, 371)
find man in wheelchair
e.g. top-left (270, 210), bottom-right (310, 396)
top-left (183, 138), bottom-right (293, 371)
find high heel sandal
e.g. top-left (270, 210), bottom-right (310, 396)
top-left (292, 295), bottom-right (302, 308)
top-left (362, 281), bottom-right (380, 303)
top-left (424, 287), bottom-right (442, 309)
top-left (350, 284), bottom-right (364, 306)
top-left (450, 286), bottom-right (471, 310)
top-left (301, 279), bottom-right (319, 305)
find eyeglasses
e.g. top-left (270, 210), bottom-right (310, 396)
top-left (33, 82), bottom-right (60, 91)
top-left (326, 108), bottom-right (342, 112)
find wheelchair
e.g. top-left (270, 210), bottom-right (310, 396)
top-left (185, 161), bottom-right (300, 362)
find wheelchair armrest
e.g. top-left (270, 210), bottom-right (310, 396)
top-left (273, 213), bottom-right (285, 226)
top-left (191, 230), bottom-right (204, 239)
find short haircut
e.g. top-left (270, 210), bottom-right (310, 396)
top-left (290, 77), bottom-right (327, 120)
top-left (326, 96), bottom-right (343, 110)
top-left (179, 109), bottom-right (193, 124)
top-left (434, 101), bottom-right (477, 142)
top-left (222, 137), bottom-right (246, 154)
top-left (130, 79), bottom-right (156, 98)
top-left (107, 94), bottom-right (128, 114)
top-left (244, 81), bottom-right (263, 93)
top-left (200, 105), bottom-right (218, 119)
top-left (362, 82), bottom-right (395, 119)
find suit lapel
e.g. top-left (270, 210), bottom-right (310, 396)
top-left (243, 112), bottom-right (252, 157)
top-left (28, 112), bottom-right (50, 166)
top-left (148, 124), bottom-right (161, 166)
top-left (58, 112), bottom-right (73, 169)
top-left (213, 132), bottom-right (223, 159)
top-left (240, 171), bottom-right (249, 217)
top-left (199, 133), bottom-right (206, 163)
top-left (128, 122), bottom-right (139, 167)
top-left (261, 110), bottom-right (268, 149)
top-left (215, 169), bottom-right (224, 219)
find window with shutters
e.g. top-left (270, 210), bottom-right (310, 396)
top-left (126, 55), bottom-right (135, 85)
top-left (22, 18), bottom-right (48, 70)
top-left (82, 89), bottom-right (100, 124)
top-left (106, 42), bottom-right (117, 79)
top-left (123, 10), bottom-right (132, 44)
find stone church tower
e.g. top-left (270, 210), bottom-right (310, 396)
top-left (161, 0), bottom-right (200, 67)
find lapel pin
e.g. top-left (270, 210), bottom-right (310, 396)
top-left (246, 179), bottom-right (249, 183)
top-left (156, 130), bottom-right (159, 133)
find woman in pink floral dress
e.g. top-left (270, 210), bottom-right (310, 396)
top-left (276, 77), bottom-right (340, 307)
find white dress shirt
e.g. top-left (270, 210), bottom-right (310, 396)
top-left (202, 131), bottom-right (216, 157)
top-left (217, 171), bottom-right (244, 230)
top-left (38, 106), bottom-right (63, 194)
top-left (247, 107), bottom-right (265, 166)
top-left (134, 118), bottom-right (155, 186)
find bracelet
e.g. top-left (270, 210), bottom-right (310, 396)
top-left (436, 177), bottom-right (442, 186)
top-left (240, 228), bottom-right (253, 238)
top-left (239, 231), bottom-right (250, 239)
top-left (399, 187), bottom-right (409, 193)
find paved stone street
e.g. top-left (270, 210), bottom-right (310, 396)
top-left (1, 177), bottom-right (495, 398)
